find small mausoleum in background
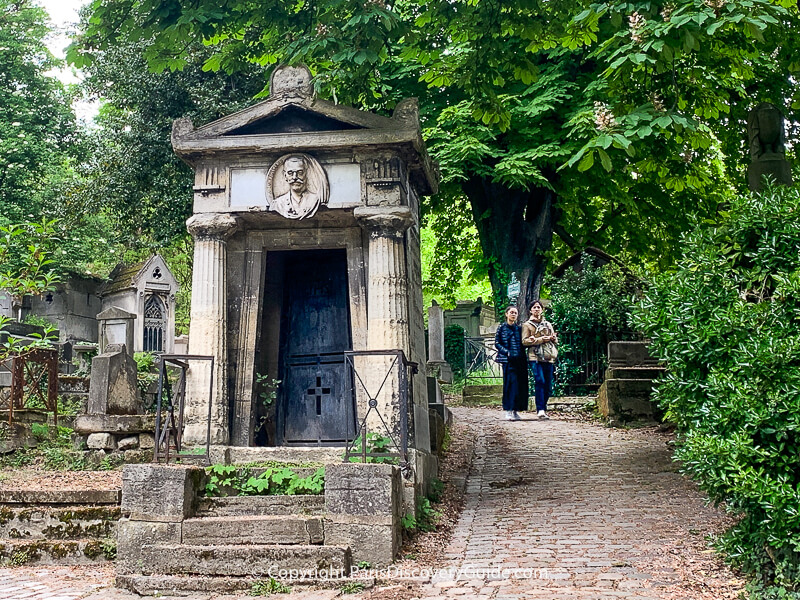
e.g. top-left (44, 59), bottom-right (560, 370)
top-left (99, 255), bottom-right (179, 354)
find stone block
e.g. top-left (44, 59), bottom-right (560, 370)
top-left (140, 543), bottom-right (351, 577)
top-left (429, 409), bottom-right (445, 456)
top-left (138, 433), bottom-right (155, 449)
top-left (607, 341), bottom-right (658, 368)
top-left (116, 519), bottom-right (181, 575)
top-left (118, 436), bottom-right (139, 451)
top-left (324, 515), bottom-right (398, 567)
top-left (597, 378), bottom-right (658, 423)
top-left (121, 464), bottom-right (204, 522)
top-left (74, 414), bottom-right (155, 435)
top-left (87, 432), bottom-right (117, 450)
top-left (87, 347), bottom-right (142, 415)
top-left (324, 463), bottom-right (402, 517)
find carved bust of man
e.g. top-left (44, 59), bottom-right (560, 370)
top-left (268, 153), bottom-right (329, 219)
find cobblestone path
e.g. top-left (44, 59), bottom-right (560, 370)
top-left (410, 407), bottom-right (741, 600)
top-left (0, 407), bottom-right (741, 600)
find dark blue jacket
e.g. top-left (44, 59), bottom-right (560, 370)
top-left (495, 322), bottom-right (523, 364)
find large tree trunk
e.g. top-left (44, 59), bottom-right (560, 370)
top-left (462, 175), bottom-right (556, 319)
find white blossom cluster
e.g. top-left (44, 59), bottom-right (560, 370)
top-left (594, 102), bottom-right (617, 130)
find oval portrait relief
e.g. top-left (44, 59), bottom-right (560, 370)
top-left (266, 153), bottom-right (330, 220)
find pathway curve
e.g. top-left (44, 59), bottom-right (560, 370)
top-left (411, 407), bottom-right (742, 600)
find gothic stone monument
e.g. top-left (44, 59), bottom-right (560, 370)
top-left (173, 65), bottom-right (438, 473)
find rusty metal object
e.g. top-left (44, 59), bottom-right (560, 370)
top-left (343, 349), bottom-right (416, 477)
top-left (3, 349), bottom-right (59, 428)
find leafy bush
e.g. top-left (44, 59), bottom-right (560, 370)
top-left (546, 257), bottom-right (640, 395)
top-left (633, 184), bottom-right (800, 595)
top-left (444, 324), bottom-right (466, 380)
top-left (345, 433), bottom-right (398, 464)
top-left (548, 256), bottom-right (638, 342)
top-left (204, 464), bottom-right (325, 497)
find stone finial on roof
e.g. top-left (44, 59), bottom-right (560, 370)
top-left (270, 64), bottom-right (314, 98)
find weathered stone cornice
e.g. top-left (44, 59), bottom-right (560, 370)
top-left (186, 213), bottom-right (241, 240)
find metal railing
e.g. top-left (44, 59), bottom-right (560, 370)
top-left (343, 349), bottom-right (416, 478)
top-left (463, 336), bottom-right (502, 384)
top-left (153, 354), bottom-right (213, 464)
top-left (0, 349), bottom-right (59, 428)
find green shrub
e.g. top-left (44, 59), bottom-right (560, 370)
top-left (633, 184), bottom-right (800, 594)
top-left (204, 464), bottom-right (325, 497)
top-left (444, 324), bottom-right (466, 379)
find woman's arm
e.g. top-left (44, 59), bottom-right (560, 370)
top-left (522, 322), bottom-right (536, 347)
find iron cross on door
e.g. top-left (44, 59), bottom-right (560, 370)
top-left (307, 375), bottom-right (331, 417)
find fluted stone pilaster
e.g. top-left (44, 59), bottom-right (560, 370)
top-left (355, 207), bottom-right (414, 440)
top-left (184, 213), bottom-right (240, 445)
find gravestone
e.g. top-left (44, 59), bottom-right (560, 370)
top-left (99, 255), bottom-right (179, 354)
top-left (87, 343), bottom-right (141, 416)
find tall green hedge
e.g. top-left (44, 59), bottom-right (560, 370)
top-left (633, 184), bottom-right (800, 597)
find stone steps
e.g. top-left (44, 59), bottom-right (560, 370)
top-left (139, 543), bottom-right (351, 577)
top-left (197, 494), bottom-right (325, 517)
top-left (548, 396), bottom-right (597, 412)
top-left (117, 573), bottom-right (374, 595)
top-left (462, 384), bottom-right (502, 406)
top-left (0, 538), bottom-right (116, 565)
top-left (182, 515), bottom-right (324, 545)
top-left (0, 504), bottom-right (119, 540)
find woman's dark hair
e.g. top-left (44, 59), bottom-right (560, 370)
top-left (504, 305), bottom-right (518, 315)
top-left (529, 300), bottom-right (545, 311)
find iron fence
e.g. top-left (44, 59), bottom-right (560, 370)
top-left (343, 349), bottom-right (416, 478)
top-left (153, 354), bottom-right (213, 464)
top-left (462, 331), bottom-right (641, 396)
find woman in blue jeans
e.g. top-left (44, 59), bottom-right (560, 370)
top-left (522, 300), bottom-right (558, 419)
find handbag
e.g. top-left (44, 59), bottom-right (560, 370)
top-left (536, 340), bottom-right (558, 362)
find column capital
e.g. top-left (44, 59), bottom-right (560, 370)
top-left (186, 213), bottom-right (240, 240)
top-left (354, 206), bottom-right (414, 238)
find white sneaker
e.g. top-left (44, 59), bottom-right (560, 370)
top-left (504, 411), bottom-right (514, 420)
top-left (538, 410), bottom-right (549, 420)
top-left (512, 411), bottom-right (521, 420)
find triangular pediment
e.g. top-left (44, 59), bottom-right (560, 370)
top-left (224, 105), bottom-right (364, 136)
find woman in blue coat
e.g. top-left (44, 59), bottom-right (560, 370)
top-left (494, 305), bottom-right (529, 420)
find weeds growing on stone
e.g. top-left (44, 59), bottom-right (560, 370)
top-left (249, 577), bottom-right (291, 596)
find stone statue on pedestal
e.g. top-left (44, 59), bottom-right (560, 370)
top-left (747, 102), bottom-right (793, 191)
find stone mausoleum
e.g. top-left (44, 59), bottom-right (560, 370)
top-left (173, 65), bottom-right (438, 474)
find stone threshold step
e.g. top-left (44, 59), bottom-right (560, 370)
top-left (197, 494), bottom-right (325, 517)
top-left (182, 514), bottom-right (324, 545)
top-left (140, 543), bottom-right (351, 576)
top-left (0, 538), bottom-right (116, 565)
top-left (117, 573), bottom-right (375, 596)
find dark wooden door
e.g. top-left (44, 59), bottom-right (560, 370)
top-left (278, 249), bottom-right (355, 444)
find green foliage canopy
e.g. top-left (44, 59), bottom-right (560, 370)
top-left (71, 0), bottom-right (800, 309)
top-left (0, 0), bottom-right (79, 223)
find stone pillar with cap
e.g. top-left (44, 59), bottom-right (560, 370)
top-left (184, 212), bottom-right (240, 445)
